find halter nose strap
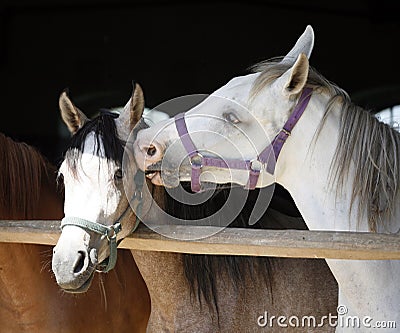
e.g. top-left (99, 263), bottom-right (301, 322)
top-left (174, 88), bottom-right (312, 192)
top-left (61, 217), bottom-right (121, 273)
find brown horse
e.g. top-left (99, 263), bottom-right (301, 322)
top-left (0, 132), bottom-right (150, 332)
top-left (52, 85), bottom-right (338, 332)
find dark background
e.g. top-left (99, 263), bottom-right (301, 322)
top-left (1, 0), bottom-right (399, 165)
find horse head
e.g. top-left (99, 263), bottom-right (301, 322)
top-left (133, 26), bottom-right (314, 190)
top-left (52, 83), bottom-right (149, 292)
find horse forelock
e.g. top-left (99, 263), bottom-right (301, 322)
top-left (250, 59), bottom-right (400, 231)
top-left (64, 113), bottom-right (125, 177)
top-left (0, 133), bottom-right (51, 218)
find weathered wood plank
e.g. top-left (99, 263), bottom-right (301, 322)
top-left (0, 220), bottom-right (60, 246)
top-left (0, 220), bottom-right (399, 260)
top-left (124, 225), bottom-right (400, 260)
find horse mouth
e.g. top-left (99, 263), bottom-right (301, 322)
top-left (145, 170), bottom-right (164, 186)
top-left (63, 271), bottom-right (95, 294)
top-left (145, 162), bottom-right (180, 187)
top-left (145, 169), bottom-right (160, 179)
top-left (145, 161), bottom-right (162, 173)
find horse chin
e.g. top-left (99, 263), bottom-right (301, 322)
top-left (62, 271), bottom-right (95, 294)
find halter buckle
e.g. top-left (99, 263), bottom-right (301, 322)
top-left (189, 152), bottom-right (203, 168)
top-left (249, 159), bottom-right (263, 172)
top-left (105, 222), bottom-right (121, 241)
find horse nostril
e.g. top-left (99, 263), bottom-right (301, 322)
top-left (147, 145), bottom-right (157, 157)
top-left (73, 251), bottom-right (87, 274)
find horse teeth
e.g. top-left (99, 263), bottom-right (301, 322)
top-left (146, 172), bottom-right (156, 179)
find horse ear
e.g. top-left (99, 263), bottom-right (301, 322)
top-left (281, 25), bottom-right (314, 65)
top-left (59, 90), bottom-right (88, 135)
top-left (129, 82), bottom-right (145, 127)
top-left (278, 53), bottom-right (309, 97)
top-left (118, 82), bottom-right (145, 132)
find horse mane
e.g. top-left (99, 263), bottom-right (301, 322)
top-left (0, 132), bottom-right (56, 218)
top-left (167, 187), bottom-right (267, 316)
top-left (251, 59), bottom-right (400, 231)
top-left (166, 183), bottom-right (305, 318)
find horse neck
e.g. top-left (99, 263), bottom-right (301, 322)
top-left (277, 95), bottom-right (369, 232)
top-left (0, 137), bottom-right (64, 328)
top-left (276, 94), bottom-right (400, 322)
top-left (130, 250), bottom-right (205, 330)
top-left (278, 94), bottom-right (400, 233)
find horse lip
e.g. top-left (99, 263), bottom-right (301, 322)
top-left (146, 161), bottom-right (186, 174)
top-left (63, 271), bottom-right (95, 294)
top-left (145, 161), bottom-right (190, 187)
top-left (146, 162), bottom-right (162, 172)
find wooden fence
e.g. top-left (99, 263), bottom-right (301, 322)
top-left (1, 220), bottom-right (400, 260)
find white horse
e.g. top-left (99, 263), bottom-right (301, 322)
top-left (134, 26), bottom-right (400, 331)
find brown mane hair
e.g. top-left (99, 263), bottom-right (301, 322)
top-left (0, 133), bottom-right (57, 219)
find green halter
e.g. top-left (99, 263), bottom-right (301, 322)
top-left (60, 170), bottom-right (144, 273)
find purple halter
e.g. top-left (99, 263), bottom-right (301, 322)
top-left (174, 87), bottom-right (313, 192)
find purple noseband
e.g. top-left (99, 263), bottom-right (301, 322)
top-left (174, 87), bottom-right (313, 192)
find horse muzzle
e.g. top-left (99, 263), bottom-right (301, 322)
top-left (52, 225), bottom-right (99, 293)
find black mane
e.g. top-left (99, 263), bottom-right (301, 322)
top-left (166, 183), bottom-right (305, 319)
top-left (64, 113), bottom-right (124, 173)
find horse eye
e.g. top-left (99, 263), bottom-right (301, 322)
top-left (114, 169), bottom-right (123, 181)
top-left (223, 112), bottom-right (240, 124)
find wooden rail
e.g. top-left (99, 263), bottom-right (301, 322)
top-left (0, 220), bottom-right (400, 260)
